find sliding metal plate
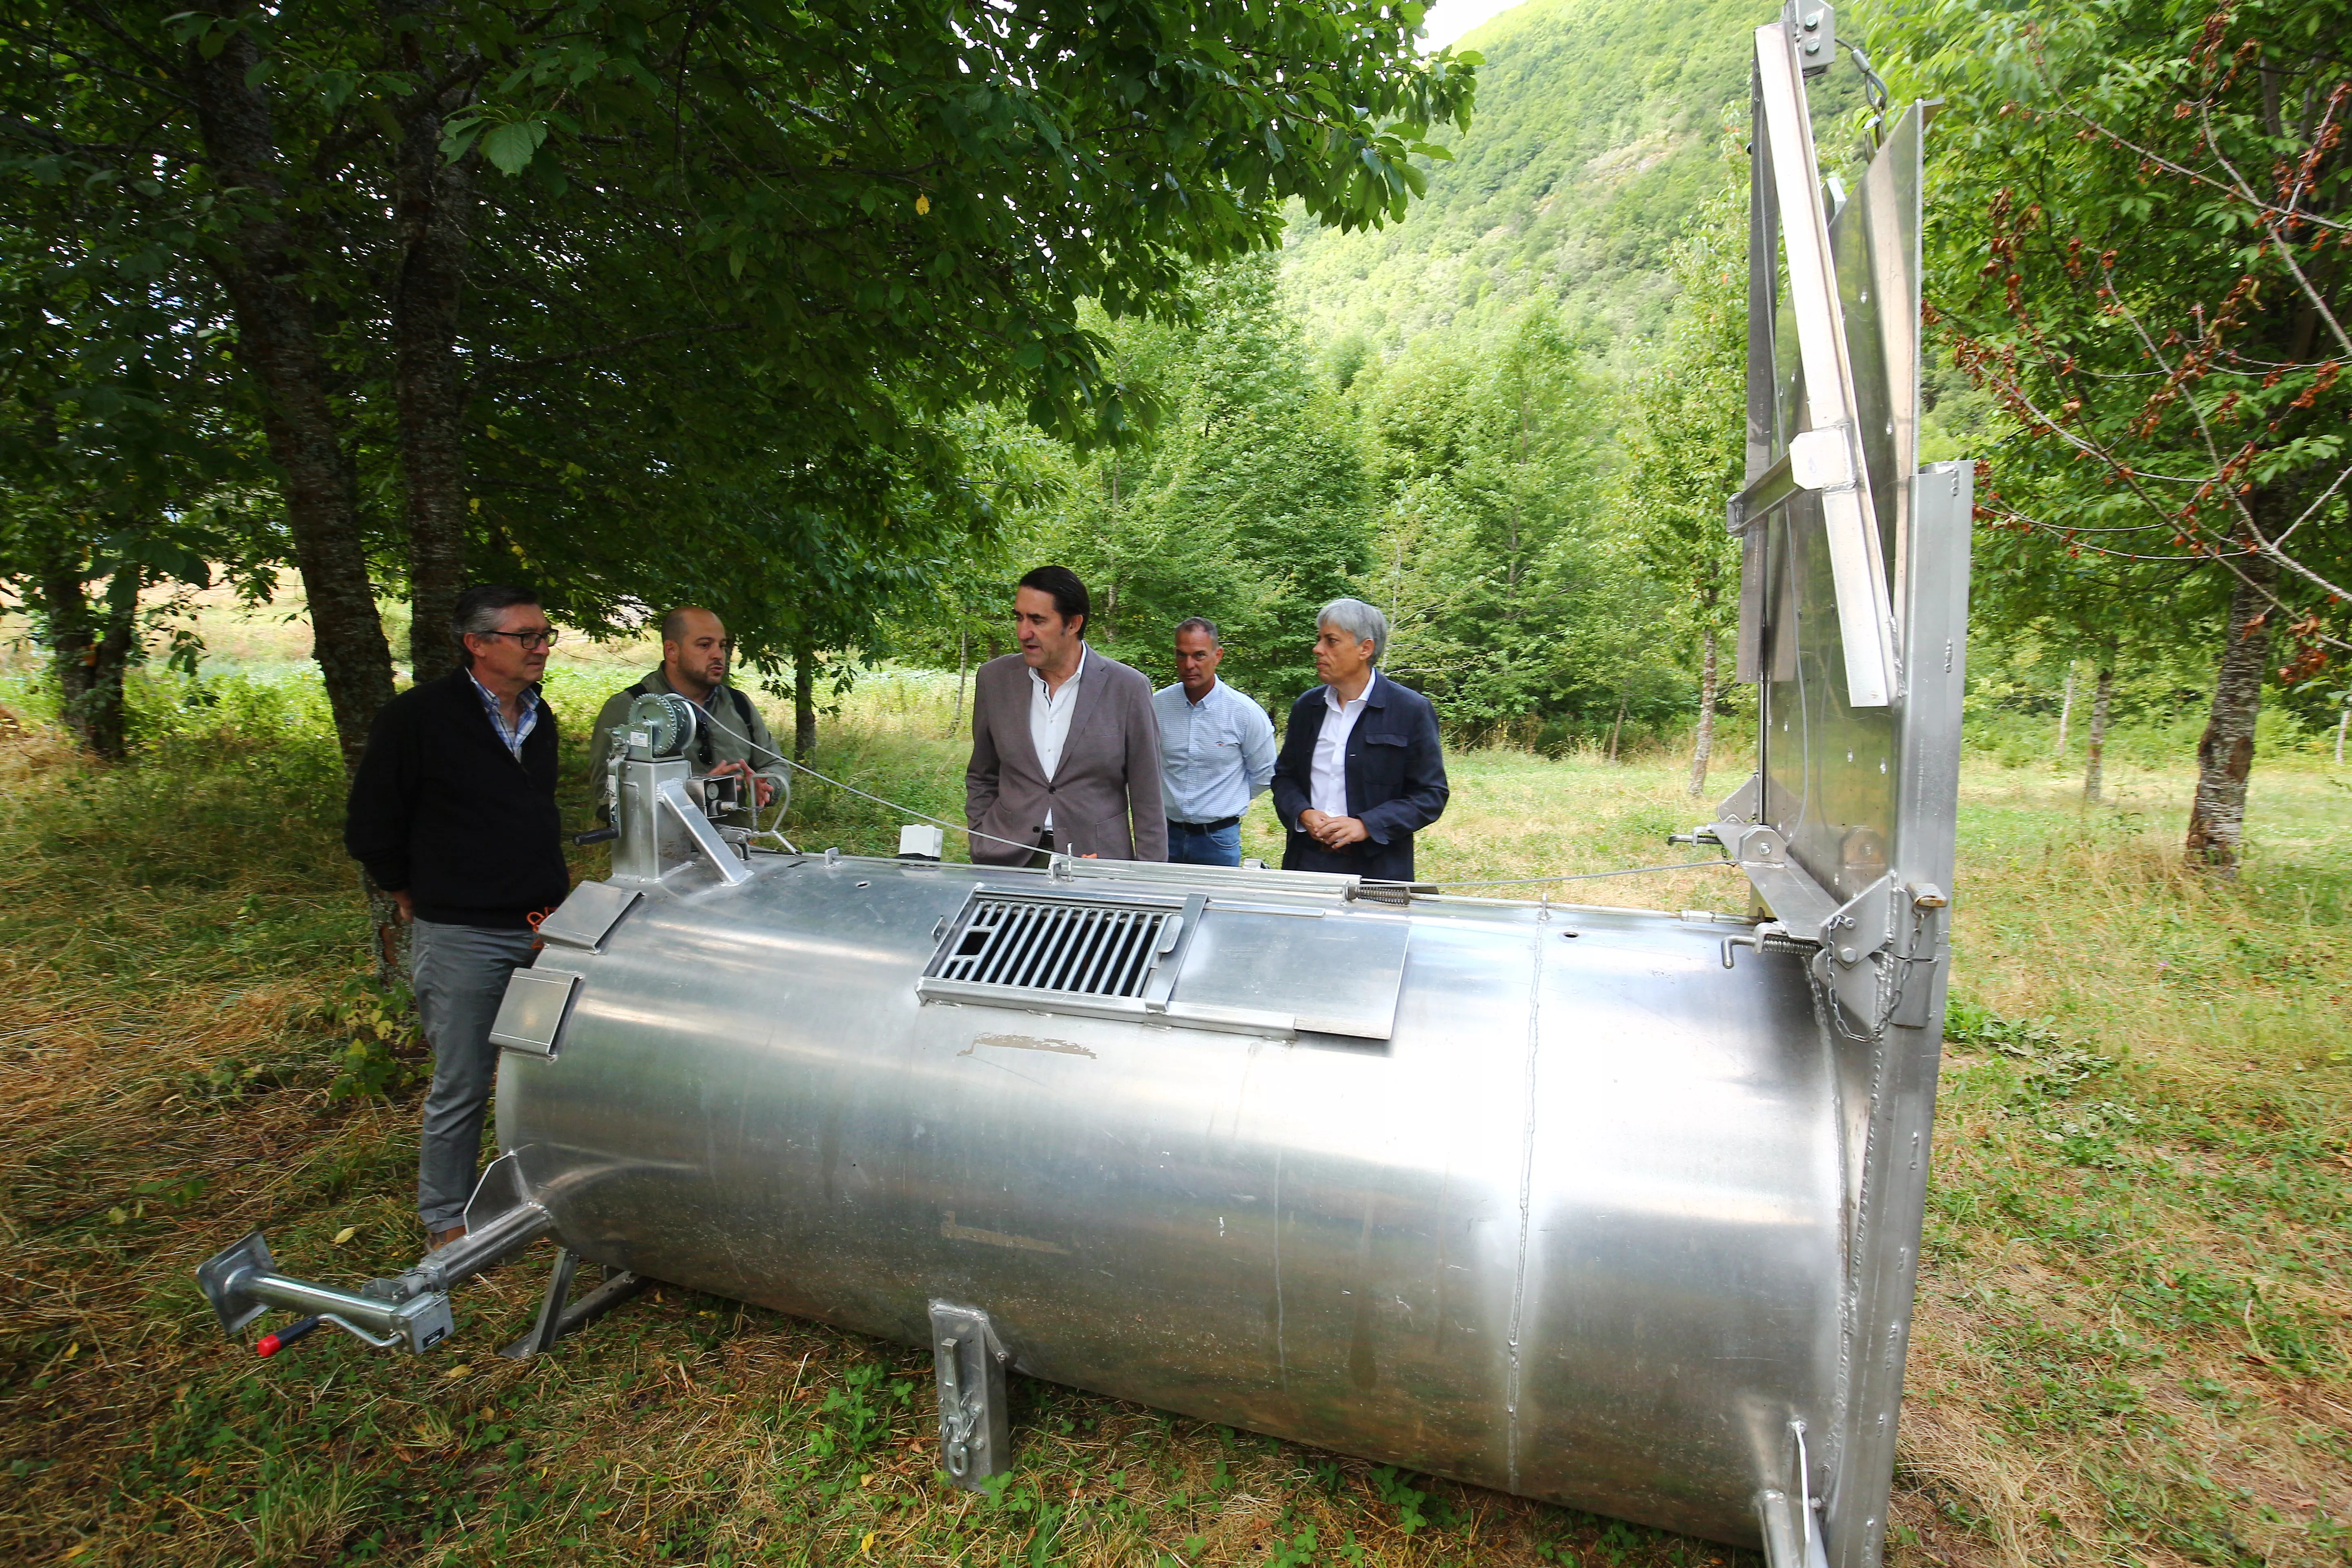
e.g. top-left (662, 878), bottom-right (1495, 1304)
top-left (534, 882), bottom-right (641, 952)
top-left (1755, 17), bottom-right (1898, 707)
top-left (1172, 905), bottom-right (1411, 1039)
top-left (489, 969), bottom-right (582, 1058)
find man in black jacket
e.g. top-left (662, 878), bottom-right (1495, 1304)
top-left (345, 585), bottom-right (570, 1248)
top-left (1269, 598), bottom-right (1449, 883)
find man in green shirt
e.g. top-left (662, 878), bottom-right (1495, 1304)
top-left (589, 607), bottom-right (786, 828)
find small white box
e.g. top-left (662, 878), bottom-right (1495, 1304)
top-left (898, 824), bottom-right (946, 861)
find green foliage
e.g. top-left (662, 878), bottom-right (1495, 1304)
top-left (1944, 998), bottom-right (2115, 1091)
top-left (321, 976), bottom-right (430, 1103)
top-left (1619, 154), bottom-right (1744, 626)
top-left (806, 1362), bottom-right (913, 1462)
top-left (1016, 254), bottom-right (1374, 704)
top-left (0, 0), bottom-right (1477, 738)
top-left (1365, 1466), bottom-right (1464, 1535)
top-left (1357, 309), bottom-right (1686, 735)
top-left (1880, 0), bottom-right (2351, 671)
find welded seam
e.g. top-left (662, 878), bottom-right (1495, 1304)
top-left (1503, 927), bottom-right (1546, 1492)
top-left (1273, 1145), bottom-right (1287, 1388)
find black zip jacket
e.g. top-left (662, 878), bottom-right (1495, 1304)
top-left (344, 669), bottom-right (570, 929)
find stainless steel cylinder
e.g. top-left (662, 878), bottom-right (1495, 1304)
top-left (497, 853), bottom-right (1841, 1546)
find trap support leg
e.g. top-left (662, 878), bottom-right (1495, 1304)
top-left (931, 1301), bottom-right (1012, 1490)
top-left (500, 1246), bottom-right (650, 1360)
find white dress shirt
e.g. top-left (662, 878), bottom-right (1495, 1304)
top-left (1309, 676), bottom-right (1374, 820)
top-left (1028, 645), bottom-right (1086, 830)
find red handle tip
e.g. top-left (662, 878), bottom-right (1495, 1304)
top-left (256, 1334), bottom-right (283, 1357)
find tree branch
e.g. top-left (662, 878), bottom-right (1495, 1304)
top-left (471, 322), bottom-right (753, 380)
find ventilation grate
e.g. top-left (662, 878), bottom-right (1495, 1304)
top-left (927, 893), bottom-right (1176, 999)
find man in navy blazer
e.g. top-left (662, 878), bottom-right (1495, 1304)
top-left (1269, 598), bottom-right (1449, 882)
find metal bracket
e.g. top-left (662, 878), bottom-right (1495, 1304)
top-left (1715, 771), bottom-right (1764, 826)
top-left (1708, 820), bottom-right (1840, 937)
top-left (656, 777), bottom-right (754, 887)
top-left (931, 1301), bottom-right (1012, 1490)
top-left (534, 882), bottom-right (641, 952)
top-left (488, 969), bottom-right (581, 1058)
top-left (1726, 426), bottom-right (1856, 537)
top-left (1755, 1418), bottom-right (1835, 1568)
top-left (500, 1246), bottom-right (650, 1360)
top-left (1140, 891), bottom-right (1207, 1012)
top-left (1813, 873), bottom-right (1902, 1026)
top-left (1789, 0), bottom-right (1836, 77)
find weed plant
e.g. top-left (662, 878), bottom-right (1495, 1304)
top-left (0, 668), bottom-right (2345, 1566)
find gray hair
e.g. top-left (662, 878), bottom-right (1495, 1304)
top-left (1174, 616), bottom-right (1222, 647)
top-left (1316, 597), bottom-right (1387, 664)
top-left (450, 584), bottom-right (542, 666)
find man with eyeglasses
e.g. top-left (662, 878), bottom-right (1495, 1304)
top-left (346, 584), bottom-right (572, 1251)
top-left (588, 606), bottom-right (785, 829)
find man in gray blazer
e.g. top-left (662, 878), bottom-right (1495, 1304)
top-left (966, 566), bottom-right (1169, 866)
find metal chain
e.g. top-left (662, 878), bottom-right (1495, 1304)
top-left (1813, 905), bottom-right (1933, 1044)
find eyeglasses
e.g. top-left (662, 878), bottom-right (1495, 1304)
top-left (479, 628), bottom-right (561, 650)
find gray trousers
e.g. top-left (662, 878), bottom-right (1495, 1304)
top-left (410, 918), bottom-right (539, 1232)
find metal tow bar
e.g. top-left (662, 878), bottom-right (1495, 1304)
top-left (196, 1152), bottom-right (552, 1356)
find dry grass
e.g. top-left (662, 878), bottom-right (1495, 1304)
top-left (0, 664), bottom-right (2346, 1568)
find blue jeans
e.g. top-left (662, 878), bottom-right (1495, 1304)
top-left (1167, 820), bottom-right (1242, 867)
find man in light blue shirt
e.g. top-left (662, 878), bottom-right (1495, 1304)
top-left (1152, 617), bottom-right (1278, 866)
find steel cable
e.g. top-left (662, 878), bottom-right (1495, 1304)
top-left (1367, 860), bottom-right (1739, 891)
top-left (696, 700), bottom-right (1747, 890)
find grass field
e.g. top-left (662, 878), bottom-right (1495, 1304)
top-left (0, 627), bottom-right (2346, 1567)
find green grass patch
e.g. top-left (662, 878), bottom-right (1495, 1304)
top-left (0, 665), bottom-right (2345, 1566)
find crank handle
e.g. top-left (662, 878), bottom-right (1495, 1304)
top-left (1721, 921), bottom-right (1796, 970)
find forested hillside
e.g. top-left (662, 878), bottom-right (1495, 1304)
top-left (1283, 0), bottom-right (1815, 350)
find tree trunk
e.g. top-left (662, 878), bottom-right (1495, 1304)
top-left (1687, 628), bottom-right (1719, 798)
top-left (952, 621), bottom-right (969, 736)
top-left (2055, 661), bottom-right (2076, 760)
top-left (2336, 706), bottom-right (2348, 768)
top-left (187, 23), bottom-right (394, 772)
top-left (2184, 556), bottom-right (2277, 874)
top-left (2083, 660), bottom-right (2114, 804)
top-left (392, 52), bottom-right (478, 686)
top-left (794, 647), bottom-right (817, 760)
top-left (38, 557), bottom-right (138, 762)
top-left (1606, 698), bottom-right (1627, 764)
top-left (39, 556), bottom-right (93, 725)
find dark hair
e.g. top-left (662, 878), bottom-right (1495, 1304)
top-left (1016, 566), bottom-right (1089, 636)
top-left (451, 584), bottom-right (542, 666)
top-left (1174, 616), bottom-right (1222, 647)
top-left (658, 606), bottom-right (719, 644)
